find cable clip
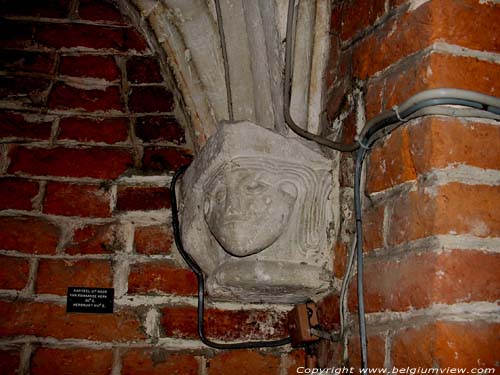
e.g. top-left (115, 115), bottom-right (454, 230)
top-left (392, 105), bottom-right (408, 123)
top-left (357, 136), bottom-right (371, 150)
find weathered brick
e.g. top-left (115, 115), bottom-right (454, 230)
top-left (1, 0), bottom-right (70, 18)
top-left (78, 0), bottom-right (124, 22)
top-left (134, 225), bottom-right (173, 255)
top-left (161, 306), bottom-right (288, 341)
top-left (142, 147), bottom-right (192, 172)
top-left (0, 301), bottom-right (145, 341)
top-left (0, 216), bottom-right (60, 254)
top-left (128, 261), bottom-right (197, 296)
top-left (65, 223), bottom-right (122, 255)
top-left (362, 203), bottom-right (384, 252)
top-left (0, 76), bottom-right (51, 106)
top-left (128, 86), bottom-right (174, 113)
top-left (388, 184), bottom-right (500, 246)
top-left (334, 241), bottom-right (348, 279)
top-left (36, 24), bottom-right (147, 52)
top-left (364, 78), bottom-right (385, 121)
top-left (348, 334), bottom-right (386, 369)
top-left (122, 350), bottom-right (198, 375)
top-left (43, 182), bottom-right (111, 217)
top-left (367, 126), bottom-right (417, 193)
top-left (349, 250), bottom-right (500, 313)
top-left (0, 112), bottom-right (52, 140)
top-left (58, 117), bottom-right (129, 144)
top-left (0, 21), bottom-right (34, 49)
top-left (338, 0), bottom-right (386, 41)
top-left (384, 53), bottom-right (500, 111)
top-left (0, 178), bottom-right (39, 210)
top-left (317, 293), bottom-right (340, 332)
top-left (59, 55), bottom-right (120, 81)
top-left (8, 146), bottom-right (133, 179)
top-left (31, 348), bottom-right (113, 375)
top-left (285, 350), bottom-right (306, 375)
top-left (0, 350), bottom-right (20, 375)
top-left (135, 116), bottom-right (185, 144)
top-left (353, 0), bottom-right (500, 80)
top-left (49, 83), bottom-right (123, 112)
top-left (207, 350), bottom-right (280, 375)
top-left (409, 117), bottom-right (500, 174)
top-left (0, 256), bottom-right (30, 290)
top-left (36, 259), bottom-right (112, 295)
top-left (127, 56), bottom-right (163, 84)
top-left (392, 321), bottom-right (500, 368)
top-left (0, 50), bottom-right (55, 74)
top-left (116, 186), bottom-right (170, 211)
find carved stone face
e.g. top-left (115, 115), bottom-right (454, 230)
top-left (180, 122), bottom-right (335, 303)
top-left (203, 166), bottom-right (298, 257)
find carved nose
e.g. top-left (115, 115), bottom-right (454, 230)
top-left (225, 190), bottom-right (241, 215)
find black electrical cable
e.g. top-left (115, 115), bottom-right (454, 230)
top-left (284, 0), bottom-right (359, 152)
top-left (170, 165), bottom-right (292, 349)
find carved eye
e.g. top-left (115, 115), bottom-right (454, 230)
top-left (244, 181), bottom-right (267, 194)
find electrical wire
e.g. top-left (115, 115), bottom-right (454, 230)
top-left (214, 0), bottom-right (234, 122)
top-left (352, 89), bottom-right (500, 369)
top-left (284, 0), bottom-right (359, 152)
top-left (170, 165), bottom-right (292, 349)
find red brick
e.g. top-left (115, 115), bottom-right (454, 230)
top-left (142, 147), bottom-right (192, 172)
top-left (0, 301), bottom-right (145, 341)
top-left (78, 0), bottom-right (124, 22)
top-left (392, 321), bottom-right (500, 368)
top-left (317, 293), bottom-right (340, 332)
top-left (409, 117), bottom-right (500, 174)
top-left (388, 184), bottom-right (500, 246)
top-left (66, 223), bottom-right (122, 255)
top-left (134, 225), bottom-right (173, 255)
top-left (128, 261), bottom-right (197, 296)
top-left (0, 76), bottom-right (51, 106)
top-left (59, 55), bottom-right (119, 81)
top-left (36, 24), bottom-right (147, 52)
top-left (364, 78), bottom-right (385, 121)
top-left (385, 53), bottom-right (500, 111)
top-left (116, 186), bottom-right (170, 211)
top-left (353, 0), bottom-right (500, 80)
top-left (161, 306), bottom-right (288, 341)
top-left (32, 348), bottom-right (113, 375)
top-left (0, 216), bottom-right (60, 254)
top-left (36, 259), bottom-right (112, 295)
top-left (0, 50), bottom-right (55, 74)
top-left (43, 182), bottom-right (111, 217)
top-left (334, 242), bottom-right (348, 279)
top-left (207, 350), bottom-right (280, 375)
top-left (367, 126), bottom-right (417, 193)
top-left (0, 256), bottom-right (30, 290)
top-left (285, 350), bottom-right (306, 375)
top-left (349, 250), bottom-right (500, 313)
top-left (339, 0), bottom-right (386, 41)
top-left (127, 56), bottom-right (163, 83)
top-left (58, 117), bottom-right (129, 144)
top-left (1, 0), bottom-right (70, 18)
top-left (0, 350), bottom-right (20, 375)
top-left (0, 178), bottom-right (39, 210)
top-left (0, 21), bottom-right (34, 49)
top-left (122, 350), bottom-right (198, 375)
top-left (362, 203), bottom-right (384, 252)
top-left (349, 334), bottom-right (386, 369)
top-left (8, 146), bottom-right (133, 179)
top-left (49, 83), bottom-right (123, 112)
top-left (0, 112), bottom-right (52, 140)
top-left (135, 116), bottom-right (185, 144)
top-left (128, 86), bottom-right (174, 113)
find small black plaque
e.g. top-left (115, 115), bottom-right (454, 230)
top-left (67, 287), bottom-right (114, 314)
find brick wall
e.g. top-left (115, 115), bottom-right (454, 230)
top-left (326, 0), bottom-right (500, 369)
top-left (0, 1), bottom-right (303, 374)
